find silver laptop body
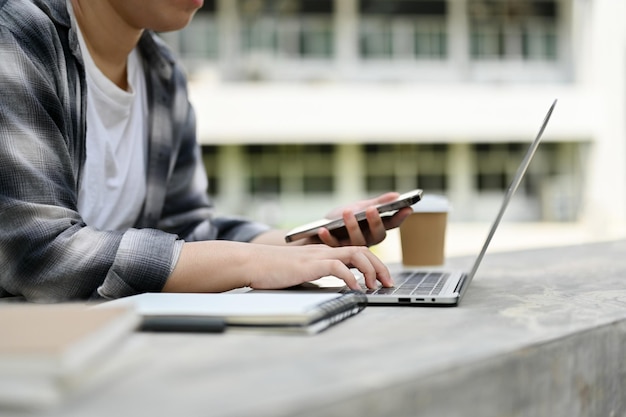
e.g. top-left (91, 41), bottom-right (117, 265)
top-left (363, 99), bottom-right (557, 306)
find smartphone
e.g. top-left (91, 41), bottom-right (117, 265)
top-left (284, 189), bottom-right (423, 243)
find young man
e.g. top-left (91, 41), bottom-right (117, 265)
top-left (0, 0), bottom-right (411, 302)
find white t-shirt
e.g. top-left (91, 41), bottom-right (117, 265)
top-left (71, 5), bottom-right (148, 231)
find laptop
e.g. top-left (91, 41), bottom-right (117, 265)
top-left (353, 99), bottom-right (557, 306)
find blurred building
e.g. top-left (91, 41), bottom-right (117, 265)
top-left (160, 0), bottom-right (625, 236)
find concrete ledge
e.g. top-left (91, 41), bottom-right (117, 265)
top-left (305, 319), bottom-right (626, 417)
top-left (17, 240), bottom-right (626, 417)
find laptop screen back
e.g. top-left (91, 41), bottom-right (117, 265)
top-left (465, 99), bottom-right (558, 285)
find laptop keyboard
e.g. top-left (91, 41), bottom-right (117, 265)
top-left (365, 271), bottom-right (450, 296)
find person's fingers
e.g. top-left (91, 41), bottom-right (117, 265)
top-left (324, 259), bottom-right (360, 290)
top-left (317, 227), bottom-right (340, 247)
top-left (346, 250), bottom-right (376, 289)
top-left (245, 244), bottom-right (393, 291)
top-left (339, 246), bottom-right (392, 289)
top-left (343, 209), bottom-right (367, 246)
top-left (364, 206), bottom-right (386, 244)
top-left (382, 207), bottom-right (413, 230)
top-left (361, 248), bottom-right (394, 287)
top-left (325, 191), bottom-right (404, 221)
top-left (305, 246), bottom-right (391, 290)
top-left (320, 206), bottom-right (403, 247)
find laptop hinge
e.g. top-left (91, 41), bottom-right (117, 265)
top-left (453, 275), bottom-right (467, 293)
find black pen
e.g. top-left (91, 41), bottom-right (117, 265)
top-left (139, 316), bottom-right (227, 333)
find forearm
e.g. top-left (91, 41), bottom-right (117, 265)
top-left (249, 229), bottom-right (289, 245)
top-left (163, 241), bottom-right (251, 292)
top-left (250, 229), bottom-right (320, 246)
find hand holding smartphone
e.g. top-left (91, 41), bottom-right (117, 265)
top-left (284, 189), bottom-right (422, 243)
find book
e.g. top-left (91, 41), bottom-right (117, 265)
top-left (101, 291), bottom-right (368, 335)
top-left (0, 303), bottom-right (140, 409)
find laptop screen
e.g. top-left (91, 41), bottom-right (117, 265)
top-left (465, 99), bottom-right (558, 283)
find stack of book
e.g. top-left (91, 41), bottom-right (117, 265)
top-left (0, 303), bottom-right (139, 409)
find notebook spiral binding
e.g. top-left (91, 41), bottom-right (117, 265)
top-left (312, 291), bottom-right (368, 328)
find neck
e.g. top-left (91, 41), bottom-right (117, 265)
top-left (71, 0), bottom-right (143, 90)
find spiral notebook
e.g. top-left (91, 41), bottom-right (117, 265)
top-left (101, 292), bottom-right (367, 335)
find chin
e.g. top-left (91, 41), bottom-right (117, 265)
top-left (151, 15), bottom-right (195, 32)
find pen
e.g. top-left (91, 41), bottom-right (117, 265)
top-left (139, 316), bottom-right (227, 333)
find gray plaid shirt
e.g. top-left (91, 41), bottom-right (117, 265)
top-left (0, 0), bottom-right (269, 302)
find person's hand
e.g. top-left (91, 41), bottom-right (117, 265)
top-left (317, 192), bottom-right (412, 247)
top-left (246, 243), bottom-right (393, 290)
top-left (165, 241), bottom-right (394, 292)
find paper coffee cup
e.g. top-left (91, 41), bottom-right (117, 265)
top-left (399, 195), bottom-right (450, 267)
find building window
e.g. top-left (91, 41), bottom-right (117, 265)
top-left (359, 0), bottom-right (447, 60)
top-left (474, 142), bottom-right (536, 193)
top-left (364, 143), bottom-right (448, 194)
top-left (469, 0), bottom-right (558, 61)
top-left (177, 0), bottom-right (219, 60)
top-left (245, 145), bottom-right (281, 195)
top-left (244, 144), bottom-right (335, 196)
top-left (239, 0), bottom-right (334, 60)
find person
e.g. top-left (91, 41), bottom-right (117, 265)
top-left (0, 0), bottom-right (412, 302)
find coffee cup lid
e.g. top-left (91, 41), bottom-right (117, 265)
top-left (410, 194), bottom-right (450, 213)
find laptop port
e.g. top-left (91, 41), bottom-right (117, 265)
top-left (415, 298), bottom-right (425, 301)
top-left (399, 298), bottom-right (411, 303)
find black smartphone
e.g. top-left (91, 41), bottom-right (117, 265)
top-left (284, 189), bottom-right (422, 243)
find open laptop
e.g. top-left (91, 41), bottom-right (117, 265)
top-left (354, 99), bottom-right (557, 306)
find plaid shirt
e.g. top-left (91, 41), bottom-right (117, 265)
top-left (0, 0), bottom-right (269, 302)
